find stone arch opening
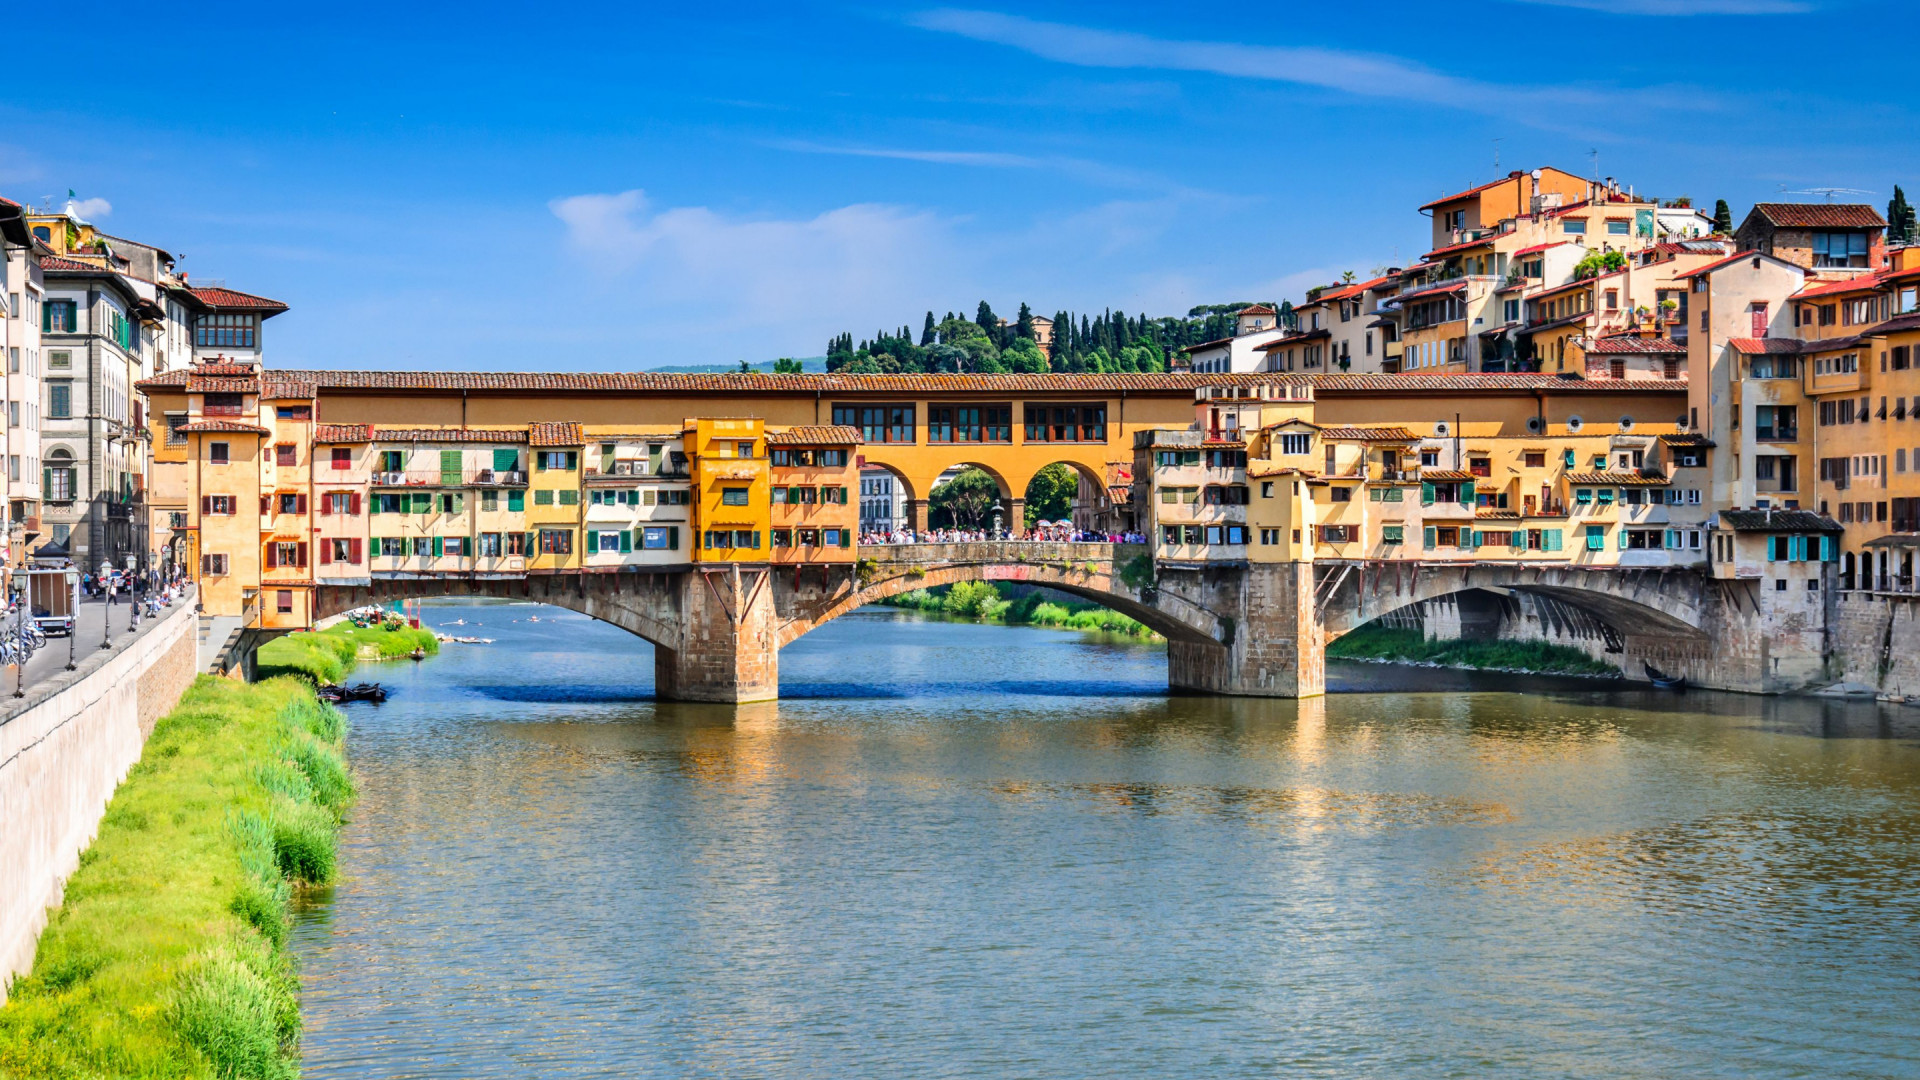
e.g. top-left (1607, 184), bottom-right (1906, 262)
top-left (311, 574), bottom-right (684, 654)
top-left (924, 462), bottom-right (1015, 532)
top-left (854, 461), bottom-right (917, 536)
top-left (1018, 459), bottom-right (1107, 534)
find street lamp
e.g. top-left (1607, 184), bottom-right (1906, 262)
top-left (66, 569), bottom-right (78, 671)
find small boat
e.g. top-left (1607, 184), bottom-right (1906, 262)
top-left (1643, 662), bottom-right (1687, 690)
top-left (410, 648), bottom-right (426, 661)
top-left (318, 682), bottom-right (388, 704)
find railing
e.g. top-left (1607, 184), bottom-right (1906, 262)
top-left (1755, 427), bottom-right (1798, 442)
top-left (585, 466), bottom-right (689, 480)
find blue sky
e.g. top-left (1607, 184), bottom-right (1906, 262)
top-left (3, 0), bottom-right (1913, 370)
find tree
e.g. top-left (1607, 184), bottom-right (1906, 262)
top-left (920, 311), bottom-right (937, 346)
top-left (1713, 199), bottom-right (1735, 235)
top-left (929, 468), bottom-right (1000, 529)
top-left (1003, 336), bottom-right (1047, 373)
top-left (1015, 302), bottom-right (1035, 340)
top-left (926, 343), bottom-right (970, 372)
top-left (1889, 185), bottom-right (1916, 245)
top-left (1023, 463), bottom-right (1077, 527)
top-left (772, 357), bottom-right (804, 374)
top-left (975, 300), bottom-right (999, 340)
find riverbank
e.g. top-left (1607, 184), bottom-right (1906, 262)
top-left (1326, 625), bottom-right (1621, 678)
top-left (884, 582), bottom-right (1159, 638)
top-left (254, 620), bottom-right (439, 684)
top-left (0, 677), bottom-right (354, 1080)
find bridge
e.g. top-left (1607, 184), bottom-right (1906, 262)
top-left (299, 544), bottom-right (1790, 702)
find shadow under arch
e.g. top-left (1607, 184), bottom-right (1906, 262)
top-left (312, 573), bottom-right (683, 653)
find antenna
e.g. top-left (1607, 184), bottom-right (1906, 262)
top-left (1493, 137), bottom-right (1502, 173)
top-left (1589, 148), bottom-right (1599, 179)
top-left (1784, 187), bottom-right (1876, 202)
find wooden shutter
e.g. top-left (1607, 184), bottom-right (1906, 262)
top-left (318, 494), bottom-right (332, 516)
top-left (265, 544), bottom-right (277, 569)
top-left (441, 450), bottom-right (462, 485)
top-left (297, 543), bottom-right (308, 567)
top-left (668, 526), bottom-right (679, 550)
top-left (350, 538), bottom-right (362, 564)
top-left (432, 536), bottom-right (444, 558)
top-left (295, 494), bottom-right (307, 514)
top-left (508, 490), bottom-right (524, 512)
top-left (201, 495), bottom-right (211, 514)
top-left (493, 448), bottom-right (517, 472)
top-left (350, 493), bottom-right (362, 515)
top-left (319, 541), bottom-right (331, 564)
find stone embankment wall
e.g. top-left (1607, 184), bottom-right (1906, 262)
top-left (0, 602), bottom-right (198, 1000)
top-left (1829, 592), bottom-right (1920, 697)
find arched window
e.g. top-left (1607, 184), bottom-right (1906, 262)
top-left (44, 448), bottom-right (76, 502)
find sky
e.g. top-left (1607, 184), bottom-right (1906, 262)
top-left (2, 0), bottom-right (1914, 371)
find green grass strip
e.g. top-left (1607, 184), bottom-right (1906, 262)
top-left (883, 583), bottom-right (1160, 639)
top-left (0, 677), bottom-right (356, 1079)
top-left (254, 619), bottom-right (439, 684)
top-left (1326, 625), bottom-right (1621, 677)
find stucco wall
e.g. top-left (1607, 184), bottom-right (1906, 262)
top-left (0, 601), bottom-right (197, 1001)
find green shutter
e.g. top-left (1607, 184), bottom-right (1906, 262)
top-left (1369, 487), bottom-right (1382, 502)
top-left (840, 528), bottom-right (851, 548)
top-left (1545, 528), bottom-right (1562, 552)
top-left (668, 526), bottom-right (679, 550)
top-left (1421, 483), bottom-right (1435, 505)
top-left (413, 492), bottom-right (431, 513)
top-left (558, 489), bottom-right (578, 505)
top-left (494, 448), bottom-right (517, 472)
top-left (441, 450), bottom-right (462, 484)
top-left (1460, 483), bottom-right (1474, 507)
top-left (1467, 530), bottom-right (1482, 549)
top-left (508, 490), bottom-right (525, 512)
top-left (432, 536), bottom-right (443, 557)
top-left (1563, 450), bottom-right (1575, 468)
top-left (1424, 526), bottom-right (1437, 550)
top-left (1617, 528), bottom-right (1629, 550)
top-left (565, 451), bottom-right (578, 470)
top-left (619, 530), bottom-right (632, 553)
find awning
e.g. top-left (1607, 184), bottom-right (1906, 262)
top-left (1863, 534), bottom-right (1920, 548)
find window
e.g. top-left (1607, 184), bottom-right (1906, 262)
top-left (832, 404), bottom-right (916, 443)
top-left (201, 554), bottom-right (229, 576)
top-left (1319, 525), bottom-right (1354, 544)
top-left (325, 538), bottom-right (359, 564)
top-left (195, 313), bottom-right (258, 348)
top-left (1749, 355), bottom-right (1797, 379)
top-left (266, 542), bottom-right (306, 568)
top-left (721, 487), bottom-right (750, 506)
top-left (42, 300), bottom-right (76, 333)
top-left (927, 405), bottom-right (1013, 443)
top-left (538, 529), bottom-right (573, 554)
top-left (276, 493), bottom-right (307, 515)
top-left (1524, 452), bottom-right (1546, 468)
top-left (1381, 525), bottom-right (1404, 545)
top-left (642, 526), bottom-right (678, 550)
top-left (210, 442), bottom-right (230, 464)
top-left (276, 444), bottom-right (296, 466)
top-left (1585, 524), bottom-right (1607, 551)
top-left (1607, 219), bottom-right (1630, 235)
top-left (47, 383), bottom-right (71, 419)
top-left (1562, 219), bottom-right (1587, 235)
top-left (1278, 434), bottom-right (1311, 456)
top-left (47, 350), bottom-right (71, 370)
top-left (1812, 231), bottom-right (1870, 269)
top-left (538, 450), bottom-right (579, 471)
top-left (1023, 404), bottom-right (1107, 443)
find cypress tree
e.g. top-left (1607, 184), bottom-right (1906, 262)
top-left (1888, 186), bottom-right (1915, 244)
top-left (922, 311), bottom-right (936, 345)
top-left (1713, 199), bottom-right (1734, 235)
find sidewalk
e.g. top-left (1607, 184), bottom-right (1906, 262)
top-left (6, 591), bottom-right (195, 700)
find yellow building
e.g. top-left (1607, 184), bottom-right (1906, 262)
top-left (686, 418), bottom-right (770, 562)
top-left (527, 422), bottom-right (585, 570)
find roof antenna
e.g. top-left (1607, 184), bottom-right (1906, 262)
top-left (1493, 137), bottom-right (1502, 173)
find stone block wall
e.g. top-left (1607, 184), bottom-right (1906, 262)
top-left (0, 601), bottom-right (196, 1001)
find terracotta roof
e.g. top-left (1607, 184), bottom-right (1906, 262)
top-left (1798, 333), bottom-right (1866, 353)
top-left (1237, 304), bottom-right (1277, 315)
top-left (176, 419), bottom-right (269, 435)
top-left (39, 255), bottom-right (106, 272)
top-left (1319, 425), bottom-right (1419, 441)
top-left (373, 427), bottom-right (530, 443)
top-left (1475, 509), bottom-right (1521, 520)
top-left (1719, 509), bottom-right (1843, 532)
top-left (186, 375), bottom-right (260, 394)
top-left (529, 421), bottom-right (584, 446)
top-left (1201, 438), bottom-right (1246, 448)
top-left (191, 362), bottom-right (258, 377)
top-left (1392, 278), bottom-right (1469, 303)
top-left (1310, 373), bottom-right (1684, 394)
top-left (1179, 336), bottom-right (1235, 353)
top-left (1246, 463), bottom-right (1315, 478)
top-left (767, 425), bottom-right (864, 446)
top-left (261, 376), bottom-right (315, 400)
top-left (1315, 275), bottom-right (1393, 303)
top-left (1865, 311), bottom-right (1920, 337)
top-left (1728, 338), bottom-right (1802, 354)
top-left (1585, 336), bottom-right (1685, 355)
top-left (1418, 175), bottom-right (1513, 211)
top-left (1421, 469), bottom-right (1475, 481)
top-left (186, 285), bottom-right (289, 313)
top-left (1793, 272), bottom-right (1887, 300)
top-left (1747, 203), bottom-right (1886, 230)
top-left (1660, 433), bottom-right (1715, 447)
top-left (1675, 250), bottom-right (1805, 281)
top-left (1512, 241), bottom-right (1575, 258)
top-left (1422, 234), bottom-right (1498, 260)
top-left (313, 424), bottom-right (372, 443)
top-left (1568, 471), bottom-right (1669, 486)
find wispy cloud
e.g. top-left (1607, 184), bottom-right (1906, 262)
top-left (70, 197), bottom-right (112, 219)
top-left (767, 138), bottom-right (1219, 195)
top-left (1506, 0), bottom-right (1812, 12)
top-left (907, 9), bottom-right (1714, 121)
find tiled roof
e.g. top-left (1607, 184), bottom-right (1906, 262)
top-left (313, 424), bottom-right (372, 443)
top-left (186, 375), bottom-right (261, 393)
top-left (1422, 234), bottom-right (1498, 260)
top-left (1392, 278), bottom-right (1469, 303)
top-left (1748, 203), bottom-right (1886, 230)
top-left (1512, 241), bottom-right (1576, 257)
top-left (1567, 471), bottom-right (1669, 486)
top-left (1319, 425), bottom-right (1419, 441)
top-left (1719, 509), bottom-right (1843, 532)
top-left (1311, 372), bottom-right (1684, 393)
top-left (373, 427), bottom-right (529, 443)
top-left (1246, 463), bottom-right (1315, 478)
top-left (529, 421), bottom-right (584, 446)
top-left (1418, 175), bottom-right (1512, 211)
top-left (186, 285), bottom-right (289, 313)
top-left (1798, 333), bottom-right (1866, 353)
top-left (766, 425), bottom-right (864, 446)
top-left (1792, 272), bottom-right (1887, 299)
top-left (1585, 335), bottom-right (1685, 355)
top-left (176, 419), bottom-right (269, 435)
top-left (1179, 336), bottom-right (1235, 353)
top-left (39, 255), bottom-right (106, 273)
top-left (1421, 469), bottom-right (1475, 481)
top-left (261, 376), bottom-right (315, 400)
top-left (1675, 250), bottom-right (1804, 281)
top-left (1475, 509), bottom-right (1521, 520)
top-left (1865, 311), bottom-right (1920, 337)
top-left (1237, 303), bottom-right (1277, 315)
top-left (193, 362), bottom-right (258, 377)
top-left (1660, 433), bottom-right (1715, 447)
top-left (1314, 275), bottom-right (1393, 303)
top-left (1728, 338), bottom-right (1802, 354)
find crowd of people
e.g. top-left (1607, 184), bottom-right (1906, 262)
top-left (858, 526), bottom-right (1148, 546)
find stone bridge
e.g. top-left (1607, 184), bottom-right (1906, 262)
top-left (307, 545), bottom-right (1796, 702)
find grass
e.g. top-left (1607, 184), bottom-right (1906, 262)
top-left (0, 677), bottom-right (356, 1080)
top-left (885, 583), bottom-right (1160, 639)
top-left (253, 618), bottom-right (438, 684)
top-left (1326, 625), bottom-right (1622, 677)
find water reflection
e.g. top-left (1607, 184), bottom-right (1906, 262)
top-left (294, 602), bottom-right (1920, 1080)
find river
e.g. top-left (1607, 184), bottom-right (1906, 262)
top-left (292, 599), bottom-right (1920, 1079)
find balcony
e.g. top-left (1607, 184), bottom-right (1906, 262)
top-left (586, 464), bottom-right (688, 482)
top-left (1755, 427), bottom-right (1799, 443)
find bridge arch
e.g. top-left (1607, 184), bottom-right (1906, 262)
top-left (773, 543), bottom-right (1225, 649)
top-left (1315, 560), bottom-right (1713, 641)
top-left (312, 572), bottom-right (685, 653)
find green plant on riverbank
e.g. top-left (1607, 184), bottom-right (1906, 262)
top-left (886, 583), bottom-right (1158, 638)
top-left (254, 619), bottom-right (439, 683)
top-left (0, 677), bottom-right (355, 1080)
top-left (1326, 625), bottom-right (1621, 677)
